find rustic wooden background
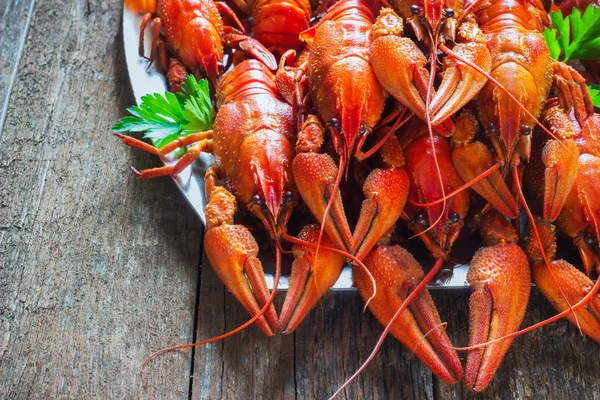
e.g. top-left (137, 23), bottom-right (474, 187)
top-left (0, 0), bottom-right (598, 398)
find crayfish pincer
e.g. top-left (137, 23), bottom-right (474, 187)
top-left (370, 5), bottom-right (491, 130)
top-left (354, 245), bottom-right (465, 384)
top-left (525, 219), bottom-right (600, 345)
top-left (464, 211), bottom-right (531, 392)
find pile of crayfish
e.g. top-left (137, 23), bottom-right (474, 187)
top-left (118, 0), bottom-right (600, 394)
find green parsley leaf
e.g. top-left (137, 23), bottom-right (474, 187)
top-left (181, 77), bottom-right (213, 134)
top-left (184, 96), bottom-right (213, 134)
top-left (112, 76), bottom-right (213, 150)
top-left (544, 5), bottom-right (600, 62)
top-left (567, 6), bottom-right (600, 61)
top-left (590, 84), bottom-right (600, 108)
top-left (112, 92), bottom-right (186, 136)
top-left (543, 28), bottom-right (562, 60)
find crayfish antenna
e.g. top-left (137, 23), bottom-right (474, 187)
top-left (413, 53), bottom-right (448, 239)
top-left (330, 257), bottom-right (447, 399)
top-left (140, 247), bottom-right (282, 387)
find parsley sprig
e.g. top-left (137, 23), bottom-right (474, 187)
top-left (543, 4), bottom-right (600, 62)
top-left (112, 76), bottom-right (213, 149)
top-left (543, 4), bottom-right (600, 108)
top-left (590, 84), bottom-right (600, 108)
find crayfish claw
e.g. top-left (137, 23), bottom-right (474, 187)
top-left (279, 225), bottom-right (345, 334)
top-left (526, 220), bottom-right (600, 344)
top-left (222, 27), bottom-right (278, 70)
top-left (355, 245), bottom-right (464, 384)
top-left (370, 33), bottom-right (429, 122)
top-left (292, 152), bottom-right (353, 252)
top-left (465, 242), bottom-right (531, 392)
top-left (533, 259), bottom-right (600, 344)
top-left (351, 167), bottom-right (409, 260)
top-left (429, 41), bottom-right (491, 126)
top-left (204, 187), bottom-right (279, 335)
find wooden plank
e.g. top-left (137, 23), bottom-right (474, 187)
top-left (434, 289), bottom-right (600, 399)
top-left (0, 0), bottom-right (203, 398)
top-left (192, 257), bottom-right (296, 399)
top-left (294, 291), bottom-right (434, 400)
top-left (0, 0), bottom-right (35, 131)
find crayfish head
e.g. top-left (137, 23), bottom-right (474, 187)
top-left (233, 130), bottom-right (298, 239)
top-left (410, 203), bottom-right (466, 259)
top-left (404, 132), bottom-right (470, 258)
top-left (324, 62), bottom-right (385, 166)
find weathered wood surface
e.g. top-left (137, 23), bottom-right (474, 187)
top-left (0, 0), bottom-right (203, 398)
top-left (0, 0), bottom-right (599, 398)
top-left (0, 0), bottom-right (35, 132)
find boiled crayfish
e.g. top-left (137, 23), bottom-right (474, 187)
top-left (138, 0), bottom-right (277, 88)
top-left (118, 0), bottom-right (600, 395)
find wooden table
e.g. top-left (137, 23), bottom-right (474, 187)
top-left (1, 0), bottom-right (598, 398)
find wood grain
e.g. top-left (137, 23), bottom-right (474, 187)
top-left (293, 291), bottom-right (434, 400)
top-left (0, 0), bottom-right (203, 398)
top-left (0, 0), bottom-right (35, 132)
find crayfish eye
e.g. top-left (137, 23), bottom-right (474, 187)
top-left (449, 211), bottom-right (461, 223)
top-left (358, 126), bottom-right (367, 137)
top-left (521, 125), bottom-right (531, 136)
top-left (411, 5), bottom-right (421, 15)
top-left (252, 194), bottom-right (263, 205)
top-left (416, 212), bottom-right (428, 227)
top-left (487, 122), bottom-right (497, 133)
top-left (443, 8), bottom-right (454, 18)
top-left (330, 117), bottom-right (340, 130)
top-left (585, 233), bottom-right (596, 245)
top-left (284, 191), bottom-right (294, 203)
